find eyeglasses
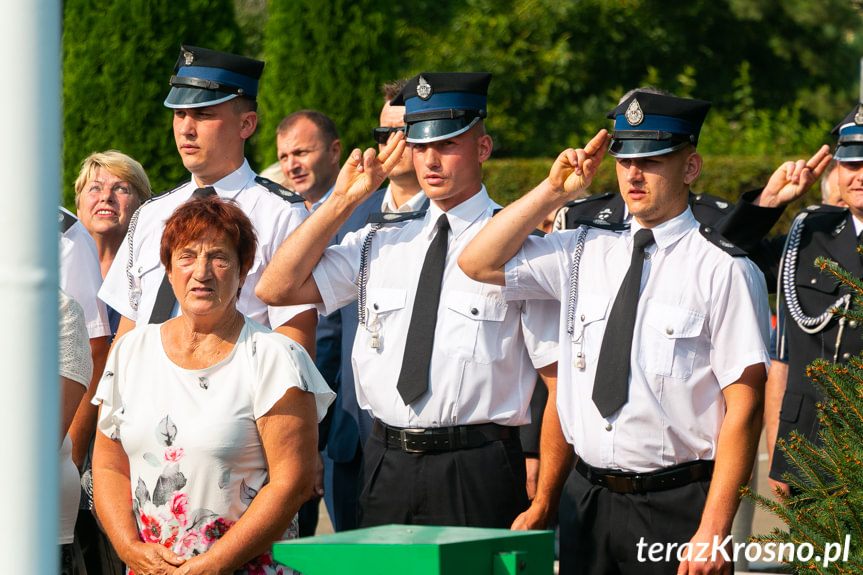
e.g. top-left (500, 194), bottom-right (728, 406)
top-left (373, 126), bottom-right (406, 145)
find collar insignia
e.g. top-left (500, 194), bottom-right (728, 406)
top-left (183, 49), bottom-right (194, 66)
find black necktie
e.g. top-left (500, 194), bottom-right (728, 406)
top-left (592, 228), bottom-right (655, 418)
top-left (148, 187), bottom-right (217, 324)
top-left (396, 214), bottom-right (450, 405)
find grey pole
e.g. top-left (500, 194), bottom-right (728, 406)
top-left (0, 1), bottom-right (61, 572)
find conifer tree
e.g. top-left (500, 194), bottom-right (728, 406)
top-left (747, 255), bottom-right (863, 574)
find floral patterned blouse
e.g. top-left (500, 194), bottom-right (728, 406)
top-left (95, 316), bottom-right (334, 574)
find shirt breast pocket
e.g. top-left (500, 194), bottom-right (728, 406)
top-left (571, 293), bottom-right (610, 362)
top-left (358, 288), bottom-right (406, 352)
top-left (441, 290), bottom-right (508, 364)
top-left (640, 301), bottom-right (705, 379)
top-left (129, 253), bottom-right (163, 309)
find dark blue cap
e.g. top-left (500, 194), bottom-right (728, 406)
top-left (606, 91), bottom-right (711, 158)
top-left (831, 104), bottom-right (863, 163)
top-left (164, 45), bottom-right (264, 109)
top-left (391, 73), bottom-right (491, 143)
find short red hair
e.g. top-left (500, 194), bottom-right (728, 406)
top-left (160, 195), bottom-right (258, 280)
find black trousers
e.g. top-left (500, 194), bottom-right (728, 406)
top-left (358, 432), bottom-right (528, 528)
top-left (559, 467), bottom-right (713, 575)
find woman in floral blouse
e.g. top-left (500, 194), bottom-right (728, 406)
top-left (92, 195), bottom-right (333, 575)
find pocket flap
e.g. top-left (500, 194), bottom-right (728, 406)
top-left (445, 290), bottom-right (507, 321)
top-left (575, 293), bottom-right (610, 326)
top-left (644, 301), bottom-right (705, 339)
top-left (366, 287), bottom-right (406, 315)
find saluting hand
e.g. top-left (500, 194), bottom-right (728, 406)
top-left (758, 144), bottom-right (832, 208)
top-left (548, 129), bottom-right (611, 199)
top-left (332, 131), bottom-right (406, 207)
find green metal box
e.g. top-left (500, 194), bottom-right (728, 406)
top-left (272, 524), bottom-right (554, 574)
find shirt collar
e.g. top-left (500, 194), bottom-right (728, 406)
top-left (381, 186), bottom-right (428, 213)
top-left (629, 206), bottom-right (697, 250)
top-left (427, 185), bottom-right (493, 241)
top-left (310, 186), bottom-right (335, 213)
top-left (193, 159), bottom-right (255, 201)
top-left (852, 213), bottom-right (863, 237)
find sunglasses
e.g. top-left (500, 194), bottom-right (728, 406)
top-left (373, 126), bottom-right (406, 145)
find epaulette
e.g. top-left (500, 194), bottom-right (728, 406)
top-left (571, 218), bottom-right (629, 231)
top-left (699, 224), bottom-right (746, 257)
top-left (563, 192), bottom-right (615, 208)
top-left (563, 192), bottom-right (623, 230)
top-left (58, 208), bottom-right (77, 234)
top-left (797, 203), bottom-right (850, 236)
top-left (255, 176), bottom-right (305, 204)
top-left (366, 210), bottom-right (427, 225)
top-left (492, 208), bottom-right (545, 236)
top-left (138, 181), bottom-right (187, 209)
top-left (691, 193), bottom-right (733, 213)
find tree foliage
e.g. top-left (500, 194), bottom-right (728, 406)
top-left (62, 0), bottom-right (244, 205)
top-left (394, 0), bottom-right (863, 157)
top-left (747, 256), bottom-right (863, 574)
top-left (256, 0), bottom-right (398, 169)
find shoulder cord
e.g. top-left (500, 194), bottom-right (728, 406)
top-left (357, 223), bottom-right (384, 327)
top-left (125, 206), bottom-right (144, 311)
top-left (566, 227), bottom-right (589, 336)
top-left (780, 211), bottom-right (850, 334)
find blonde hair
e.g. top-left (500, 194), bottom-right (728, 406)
top-left (74, 150), bottom-right (152, 208)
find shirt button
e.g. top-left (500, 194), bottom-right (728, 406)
top-left (470, 307), bottom-right (479, 316)
top-left (605, 423), bottom-right (612, 431)
top-left (580, 314), bottom-right (585, 321)
top-left (373, 303), bottom-right (379, 311)
top-left (666, 327), bottom-right (674, 335)
top-left (644, 253), bottom-right (651, 260)
top-left (137, 266), bottom-right (142, 273)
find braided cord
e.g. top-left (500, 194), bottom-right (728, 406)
top-left (125, 206), bottom-right (144, 311)
top-left (357, 223), bottom-right (384, 327)
top-left (566, 228), bottom-right (589, 336)
top-left (781, 212), bottom-right (849, 333)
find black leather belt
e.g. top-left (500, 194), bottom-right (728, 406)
top-left (575, 457), bottom-right (714, 494)
top-left (372, 420), bottom-right (517, 453)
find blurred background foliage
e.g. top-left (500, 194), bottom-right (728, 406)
top-left (62, 0), bottom-right (863, 215)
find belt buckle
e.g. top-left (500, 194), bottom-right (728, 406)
top-left (399, 428), bottom-right (425, 453)
top-left (630, 474), bottom-right (645, 494)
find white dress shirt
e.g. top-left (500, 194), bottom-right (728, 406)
top-left (380, 186), bottom-right (427, 213)
top-left (60, 209), bottom-right (111, 339)
top-left (505, 208), bottom-right (770, 472)
top-left (99, 160), bottom-right (311, 329)
top-left (312, 187), bottom-right (559, 428)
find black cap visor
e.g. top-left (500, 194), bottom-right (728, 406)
top-left (164, 86), bottom-right (238, 109)
top-left (834, 142), bottom-right (863, 163)
top-left (608, 133), bottom-right (693, 158)
top-left (405, 117), bottom-right (480, 144)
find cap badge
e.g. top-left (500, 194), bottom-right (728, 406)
top-left (625, 98), bottom-right (644, 126)
top-left (183, 49), bottom-right (195, 66)
top-left (417, 76), bottom-right (433, 101)
top-left (855, 103), bottom-right (863, 125)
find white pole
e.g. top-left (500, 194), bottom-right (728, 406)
top-left (0, 1), bottom-right (61, 572)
